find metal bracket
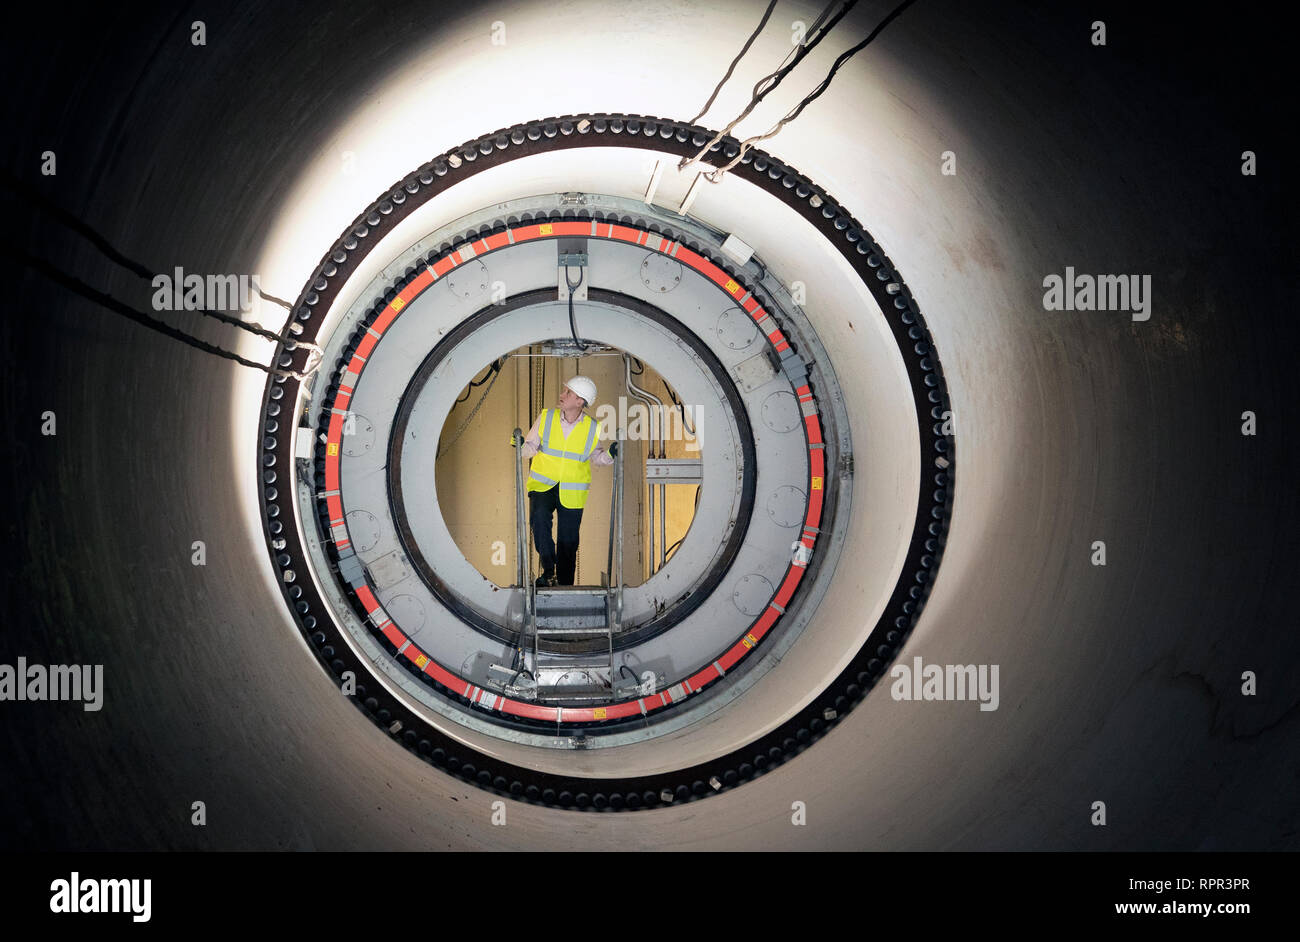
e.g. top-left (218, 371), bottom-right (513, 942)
top-left (557, 237), bottom-right (588, 301)
top-left (486, 663), bottom-right (540, 700)
top-left (733, 350), bottom-right (777, 393)
top-left (720, 233), bottom-right (754, 266)
top-left (645, 458), bottom-right (703, 483)
top-left (294, 427), bottom-right (314, 459)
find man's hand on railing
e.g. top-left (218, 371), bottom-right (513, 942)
top-left (608, 441), bottom-right (619, 458)
top-left (511, 431), bottom-right (539, 459)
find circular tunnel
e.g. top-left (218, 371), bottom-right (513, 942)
top-left (3, 1), bottom-right (1294, 849)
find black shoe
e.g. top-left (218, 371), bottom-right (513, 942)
top-left (536, 574), bottom-right (556, 588)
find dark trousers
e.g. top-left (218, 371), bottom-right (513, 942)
top-left (529, 486), bottom-right (584, 585)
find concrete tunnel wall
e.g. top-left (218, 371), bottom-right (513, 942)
top-left (1, 0), bottom-right (1295, 849)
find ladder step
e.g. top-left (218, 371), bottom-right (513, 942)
top-left (533, 659), bottom-right (613, 671)
top-left (535, 689), bottom-right (613, 703)
top-left (533, 587), bottom-right (609, 633)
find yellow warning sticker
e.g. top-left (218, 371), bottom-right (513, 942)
top-left (724, 279), bottom-right (739, 295)
top-left (391, 296), bottom-right (405, 311)
top-left (593, 707), bottom-right (607, 720)
top-left (539, 223), bottom-right (553, 235)
top-left (743, 633), bottom-right (758, 649)
top-left (326, 443), bottom-right (339, 456)
top-left (811, 476), bottom-right (823, 490)
top-left (414, 654), bottom-right (429, 669)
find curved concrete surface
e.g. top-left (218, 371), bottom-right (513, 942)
top-left (1, 0), bottom-right (1295, 850)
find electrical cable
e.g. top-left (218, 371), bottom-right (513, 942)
top-left (660, 377), bottom-right (696, 436)
top-left (661, 486), bottom-right (701, 563)
top-left (1, 168), bottom-right (317, 354)
top-left (437, 359), bottom-right (504, 456)
top-left (705, 0), bottom-right (918, 180)
top-left (565, 264), bottom-right (587, 351)
top-left (687, 0), bottom-right (779, 124)
top-left (470, 358), bottom-right (503, 385)
top-left (678, 0), bottom-right (856, 175)
top-left (453, 358), bottom-right (503, 404)
top-left (4, 238), bottom-right (303, 378)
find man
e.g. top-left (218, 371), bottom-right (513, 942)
top-left (518, 376), bottom-right (616, 587)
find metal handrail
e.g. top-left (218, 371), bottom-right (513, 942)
top-left (606, 472), bottom-right (617, 589)
top-left (605, 431), bottom-right (625, 681)
top-left (512, 426), bottom-right (536, 676)
top-left (624, 354), bottom-right (667, 574)
top-left (613, 433), bottom-right (625, 627)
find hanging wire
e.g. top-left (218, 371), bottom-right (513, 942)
top-left (687, 0), bottom-right (780, 124)
top-left (565, 264), bottom-right (588, 351)
top-left (5, 239), bottom-right (307, 378)
top-left (678, 0), bottom-right (855, 175)
top-left (454, 358), bottom-right (504, 404)
top-left (1, 168), bottom-right (321, 376)
top-left (660, 375), bottom-right (696, 436)
top-left (437, 360), bottom-right (505, 456)
top-left (703, 0), bottom-right (919, 181)
top-left (662, 486), bottom-right (702, 562)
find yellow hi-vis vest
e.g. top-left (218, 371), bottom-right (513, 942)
top-left (526, 408), bottom-right (599, 509)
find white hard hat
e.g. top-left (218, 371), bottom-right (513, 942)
top-left (565, 375), bottom-right (597, 406)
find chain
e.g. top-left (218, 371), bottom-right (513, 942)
top-left (436, 365), bottom-right (503, 457)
